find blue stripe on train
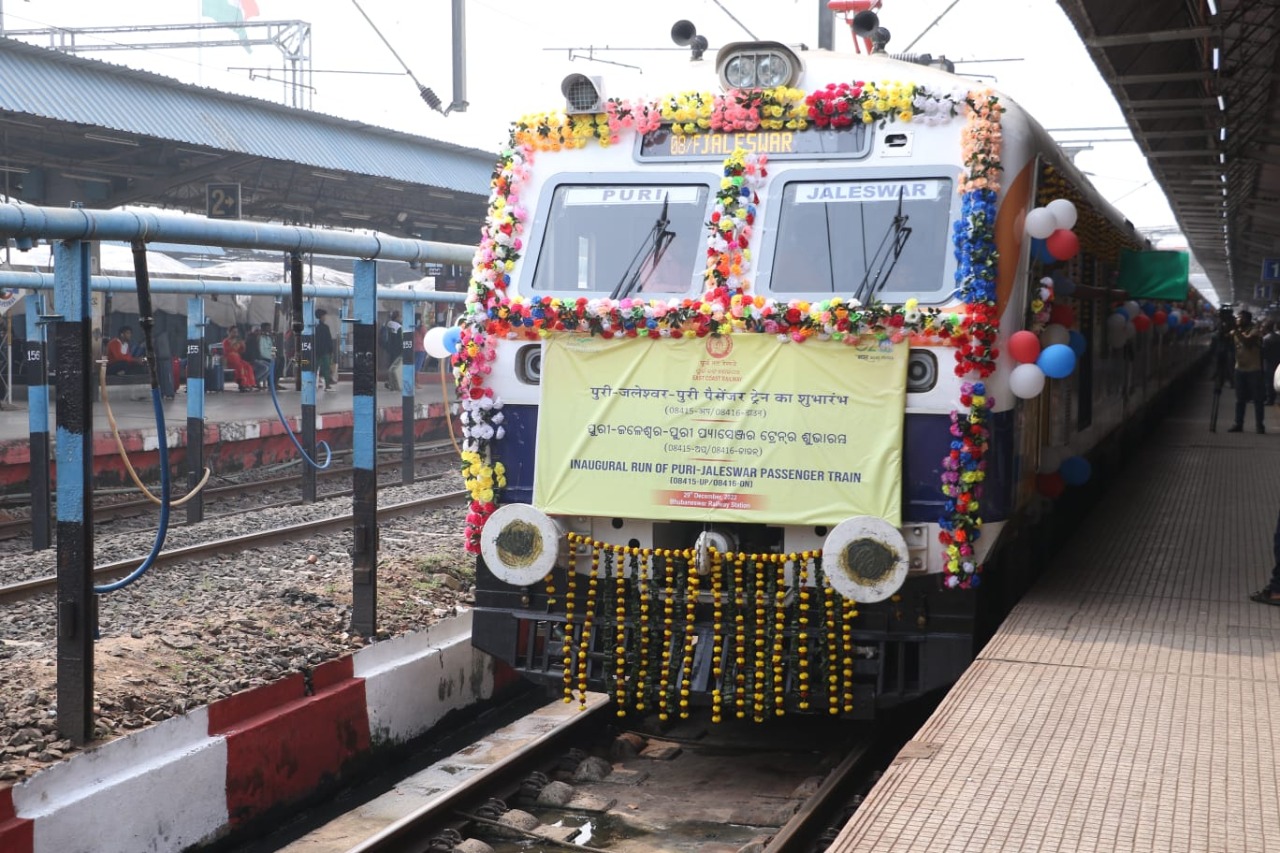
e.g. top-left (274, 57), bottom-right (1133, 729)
top-left (494, 404), bottom-right (1015, 524)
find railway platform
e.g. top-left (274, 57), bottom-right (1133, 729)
top-left (831, 376), bottom-right (1280, 852)
top-left (0, 373), bottom-right (458, 496)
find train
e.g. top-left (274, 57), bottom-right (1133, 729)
top-left (457, 7), bottom-right (1208, 721)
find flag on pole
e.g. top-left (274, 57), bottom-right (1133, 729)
top-left (201, 0), bottom-right (261, 51)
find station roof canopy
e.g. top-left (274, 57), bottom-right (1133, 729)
top-left (0, 37), bottom-right (495, 243)
top-left (1058, 0), bottom-right (1277, 305)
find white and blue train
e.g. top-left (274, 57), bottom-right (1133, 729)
top-left (452, 9), bottom-right (1206, 720)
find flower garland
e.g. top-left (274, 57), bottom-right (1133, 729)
top-left (938, 90), bottom-right (1004, 589)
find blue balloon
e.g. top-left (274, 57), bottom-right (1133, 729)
top-left (442, 326), bottom-right (462, 354)
top-left (1031, 238), bottom-right (1056, 265)
top-left (1067, 329), bottom-right (1087, 358)
top-left (1051, 273), bottom-right (1077, 297)
top-left (1059, 455), bottom-right (1092, 486)
top-left (1036, 343), bottom-right (1077, 379)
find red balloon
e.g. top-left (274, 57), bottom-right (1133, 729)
top-left (1049, 303), bottom-right (1076, 327)
top-left (1153, 310), bottom-right (1168, 326)
top-left (1036, 472), bottom-right (1066, 499)
top-left (1046, 229), bottom-right (1079, 261)
top-left (1008, 330), bottom-right (1041, 364)
top-left (1133, 314), bottom-right (1151, 332)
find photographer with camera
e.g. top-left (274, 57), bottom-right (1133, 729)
top-left (1227, 309), bottom-right (1266, 433)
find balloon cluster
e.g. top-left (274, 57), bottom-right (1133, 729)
top-left (1006, 325), bottom-right (1079, 400)
top-left (424, 325), bottom-right (463, 360)
top-left (1105, 300), bottom-right (1186, 348)
top-left (1025, 198), bottom-right (1078, 263)
top-left (1035, 450), bottom-right (1092, 498)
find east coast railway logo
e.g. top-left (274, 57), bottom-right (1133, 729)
top-left (705, 336), bottom-right (733, 359)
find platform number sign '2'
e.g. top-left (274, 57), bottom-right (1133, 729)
top-left (206, 183), bottom-right (242, 220)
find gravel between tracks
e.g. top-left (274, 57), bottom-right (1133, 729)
top-left (0, 466), bottom-right (475, 782)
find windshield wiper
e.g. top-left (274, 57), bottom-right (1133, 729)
top-left (610, 194), bottom-right (676, 300)
top-left (852, 187), bottom-right (912, 305)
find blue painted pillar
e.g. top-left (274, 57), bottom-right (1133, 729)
top-left (53, 240), bottom-right (95, 746)
top-left (352, 259), bottom-right (378, 635)
top-left (301, 298), bottom-right (318, 503)
top-left (401, 298), bottom-right (415, 485)
top-left (25, 293), bottom-right (52, 550)
top-left (185, 298), bottom-right (206, 524)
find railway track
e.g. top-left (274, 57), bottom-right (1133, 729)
top-left (254, 693), bottom-right (895, 853)
top-left (0, 490), bottom-right (467, 604)
top-left (0, 444), bottom-right (458, 541)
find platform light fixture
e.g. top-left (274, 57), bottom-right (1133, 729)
top-left (60, 172), bottom-right (111, 183)
top-left (84, 132), bottom-right (138, 147)
top-left (0, 165), bottom-right (29, 174)
top-left (311, 170), bottom-right (348, 182)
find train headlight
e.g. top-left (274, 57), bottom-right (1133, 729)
top-left (560, 73), bottom-right (606, 114)
top-left (515, 344), bottom-right (542, 385)
top-left (906, 350), bottom-right (938, 393)
top-left (821, 516), bottom-right (909, 603)
top-left (716, 42), bottom-right (801, 90)
top-left (480, 503), bottom-right (564, 587)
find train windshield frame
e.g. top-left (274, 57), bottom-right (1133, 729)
top-left (761, 170), bottom-right (957, 303)
top-left (526, 177), bottom-right (713, 297)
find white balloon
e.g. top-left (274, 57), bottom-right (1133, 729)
top-left (424, 326), bottom-right (450, 359)
top-left (1025, 207), bottom-right (1057, 240)
top-left (1124, 300), bottom-right (1141, 319)
top-left (1010, 363), bottom-right (1047, 399)
top-left (1046, 198), bottom-right (1078, 230)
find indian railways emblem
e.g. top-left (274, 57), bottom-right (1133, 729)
top-left (705, 335), bottom-right (734, 359)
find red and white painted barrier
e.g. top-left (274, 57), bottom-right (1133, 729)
top-left (0, 611), bottom-right (505, 853)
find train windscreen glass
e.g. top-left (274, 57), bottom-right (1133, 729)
top-left (530, 184), bottom-right (709, 295)
top-left (770, 178), bottom-right (954, 301)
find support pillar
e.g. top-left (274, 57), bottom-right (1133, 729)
top-left (53, 240), bottom-right (95, 746)
top-left (185, 297), bottom-right (206, 524)
top-left (401, 298), bottom-right (415, 485)
top-left (351, 259), bottom-right (378, 636)
top-left (25, 294), bottom-right (51, 550)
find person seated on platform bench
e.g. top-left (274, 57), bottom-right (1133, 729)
top-left (106, 327), bottom-right (146, 375)
top-left (222, 326), bottom-right (258, 392)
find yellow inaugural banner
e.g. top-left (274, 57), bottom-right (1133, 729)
top-left (534, 334), bottom-right (907, 526)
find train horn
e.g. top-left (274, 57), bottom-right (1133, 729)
top-left (670, 20), bottom-right (708, 61)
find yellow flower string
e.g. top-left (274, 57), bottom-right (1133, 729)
top-left (711, 548), bottom-right (725, 724)
top-left (733, 553), bottom-right (747, 719)
top-left (753, 556), bottom-right (767, 723)
top-left (824, 562), bottom-right (840, 716)
top-left (544, 570), bottom-right (556, 607)
top-left (842, 596), bottom-right (858, 714)
top-left (680, 549), bottom-right (699, 719)
top-left (659, 550), bottom-right (676, 721)
top-left (772, 555), bottom-right (787, 717)
top-left (578, 543), bottom-right (601, 710)
top-left (636, 548), bottom-right (652, 712)
top-left (614, 545), bottom-right (629, 717)
top-left (562, 534), bottom-right (578, 704)
top-left (797, 555), bottom-right (812, 712)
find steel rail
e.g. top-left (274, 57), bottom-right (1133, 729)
top-left (0, 491), bottom-right (467, 604)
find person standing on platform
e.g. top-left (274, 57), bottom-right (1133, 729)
top-left (222, 326), bottom-right (257, 392)
top-left (1263, 322), bottom-right (1280, 406)
top-left (381, 310), bottom-right (403, 391)
top-left (1227, 310), bottom-right (1266, 433)
top-left (1251, 510), bottom-right (1280, 606)
top-left (314, 309), bottom-right (335, 390)
top-left (413, 313), bottom-right (428, 383)
top-left (106, 327), bottom-right (146, 375)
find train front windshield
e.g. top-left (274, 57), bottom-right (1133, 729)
top-left (769, 177), bottom-right (954, 302)
top-left (530, 184), bottom-right (709, 296)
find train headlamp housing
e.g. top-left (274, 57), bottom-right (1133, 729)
top-left (716, 42), bottom-right (802, 91)
top-left (560, 73), bottom-right (606, 114)
top-left (906, 350), bottom-right (938, 393)
top-left (515, 344), bottom-right (542, 385)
